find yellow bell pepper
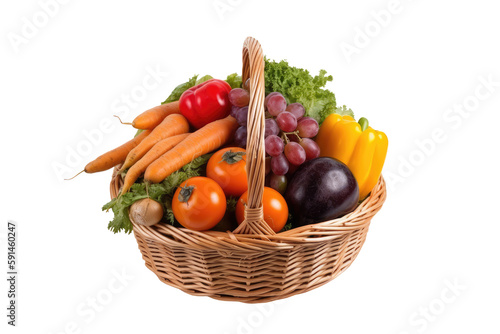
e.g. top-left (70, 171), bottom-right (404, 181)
top-left (316, 114), bottom-right (388, 200)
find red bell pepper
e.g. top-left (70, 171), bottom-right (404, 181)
top-left (179, 79), bottom-right (232, 129)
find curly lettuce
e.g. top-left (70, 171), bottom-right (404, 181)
top-left (264, 58), bottom-right (354, 123)
top-left (226, 73), bottom-right (242, 89)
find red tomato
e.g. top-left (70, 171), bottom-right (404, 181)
top-left (235, 187), bottom-right (288, 233)
top-left (207, 147), bottom-right (248, 197)
top-left (172, 177), bottom-right (226, 231)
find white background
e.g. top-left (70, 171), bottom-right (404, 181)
top-left (1, 0), bottom-right (499, 333)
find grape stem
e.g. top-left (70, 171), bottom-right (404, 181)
top-left (281, 130), bottom-right (302, 144)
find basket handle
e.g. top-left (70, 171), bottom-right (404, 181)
top-left (233, 37), bottom-right (276, 237)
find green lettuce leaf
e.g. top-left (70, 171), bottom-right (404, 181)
top-left (333, 105), bottom-right (355, 117)
top-left (226, 73), bottom-right (242, 89)
top-left (264, 59), bottom-right (354, 123)
top-left (196, 75), bottom-right (213, 85)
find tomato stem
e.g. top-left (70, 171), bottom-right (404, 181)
top-left (178, 185), bottom-right (195, 204)
top-left (219, 150), bottom-right (246, 164)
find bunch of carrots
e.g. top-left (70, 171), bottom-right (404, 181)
top-left (72, 100), bottom-right (238, 195)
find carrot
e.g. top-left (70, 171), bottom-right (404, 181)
top-left (119, 113), bottom-right (189, 172)
top-left (130, 101), bottom-right (180, 130)
top-left (144, 116), bottom-right (238, 183)
top-left (120, 133), bottom-right (190, 194)
top-left (66, 130), bottom-right (152, 180)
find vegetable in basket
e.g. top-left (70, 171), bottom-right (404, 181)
top-left (129, 198), bottom-right (164, 227)
top-left (315, 114), bottom-right (388, 200)
top-left (236, 187), bottom-right (289, 233)
top-left (179, 79), bottom-right (232, 129)
top-left (125, 101), bottom-right (181, 130)
top-left (285, 157), bottom-right (359, 227)
top-left (172, 177), bottom-right (227, 231)
top-left (206, 147), bottom-right (248, 197)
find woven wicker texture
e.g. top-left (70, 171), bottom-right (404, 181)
top-left (109, 37), bottom-right (387, 303)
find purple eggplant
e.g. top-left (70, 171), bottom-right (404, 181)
top-left (285, 157), bottom-right (359, 227)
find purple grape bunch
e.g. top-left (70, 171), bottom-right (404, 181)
top-left (228, 88), bottom-right (321, 194)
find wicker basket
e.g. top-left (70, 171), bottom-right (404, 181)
top-left (109, 37), bottom-right (387, 303)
